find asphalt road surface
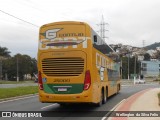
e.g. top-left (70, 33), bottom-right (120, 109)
top-left (0, 83), bottom-right (159, 120)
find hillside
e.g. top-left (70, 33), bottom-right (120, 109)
top-left (145, 42), bottom-right (160, 50)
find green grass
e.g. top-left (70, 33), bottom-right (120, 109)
top-left (0, 86), bottom-right (38, 99)
top-left (0, 80), bottom-right (34, 84)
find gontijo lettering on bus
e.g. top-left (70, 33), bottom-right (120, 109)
top-left (39, 28), bottom-right (90, 50)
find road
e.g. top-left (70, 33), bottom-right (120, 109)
top-left (0, 83), bottom-right (159, 120)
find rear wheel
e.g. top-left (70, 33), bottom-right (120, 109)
top-left (102, 90), bottom-right (107, 104)
top-left (96, 91), bottom-right (103, 107)
top-left (117, 84), bottom-right (120, 94)
top-left (59, 103), bottom-right (68, 107)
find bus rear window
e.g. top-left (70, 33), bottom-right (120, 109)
top-left (42, 40), bottom-right (85, 47)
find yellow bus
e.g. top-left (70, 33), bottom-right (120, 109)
top-left (37, 21), bottom-right (121, 106)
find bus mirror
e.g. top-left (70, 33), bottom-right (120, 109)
top-left (94, 35), bottom-right (97, 43)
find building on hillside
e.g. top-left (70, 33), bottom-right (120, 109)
top-left (156, 47), bottom-right (160, 51)
top-left (138, 55), bottom-right (144, 61)
top-left (132, 49), bottom-right (146, 61)
top-left (141, 60), bottom-right (160, 77)
top-left (147, 49), bottom-right (156, 56)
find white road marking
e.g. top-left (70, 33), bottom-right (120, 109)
top-left (101, 99), bottom-right (126, 120)
top-left (41, 103), bottom-right (58, 110)
top-left (0, 94), bottom-right (38, 104)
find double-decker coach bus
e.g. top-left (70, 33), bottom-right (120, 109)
top-left (37, 21), bottom-right (121, 106)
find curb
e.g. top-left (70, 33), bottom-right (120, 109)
top-left (0, 93), bottom-right (38, 102)
top-left (102, 99), bottom-right (126, 120)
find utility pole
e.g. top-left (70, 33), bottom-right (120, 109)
top-left (97, 15), bottom-right (109, 41)
top-left (17, 57), bottom-right (19, 82)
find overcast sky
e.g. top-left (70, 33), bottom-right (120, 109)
top-left (0, 0), bottom-right (160, 58)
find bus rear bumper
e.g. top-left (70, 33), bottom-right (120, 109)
top-left (39, 91), bottom-right (93, 103)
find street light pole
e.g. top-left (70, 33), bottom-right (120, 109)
top-left (134, 55), bottom-right (137, 84)
top-left (128, 54), bottom-right (130, 80)
top-left (134, 55), bottom-right (137, 75)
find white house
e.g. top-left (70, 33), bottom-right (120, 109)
top-left (141, 60), bottom-right (160, 77)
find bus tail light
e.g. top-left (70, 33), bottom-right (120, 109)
top-left (84, 70), bottom-right (91, 90)
top-left (38, 71), bottom-right (43, 90)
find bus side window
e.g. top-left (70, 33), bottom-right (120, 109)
top-left (94, 35), bottom-right (97, 43)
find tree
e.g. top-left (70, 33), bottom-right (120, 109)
top-left (29, 58), bottom-right (37, 80)
top-left (0, 46), bottom-right (11, 80)
top-left (0, 46), bottom-right (10, 57)
top-left (3, 54), bottom-right (37, 80)
top-left (122, 56), bottom-right (140, 79)
top-left (122, 56), bottom-right (128, 79)
top-left (2, 57), bottom-right (16, 80)
top-left (144, 53), bottom-right (150, 61)
top-left (155, 50), bottom-right (160, 60)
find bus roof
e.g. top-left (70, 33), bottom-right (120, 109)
top-left (40, 21), bottom-right (89, 28)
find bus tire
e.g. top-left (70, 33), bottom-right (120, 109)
top-left (96, 91), bottom-right (103, 107)
top-left (117, 84), bottom-right (120, 94)
top-left (59, 103), bottom-right (68, 107)
top-left (102, 90), bottom-right (107, 104)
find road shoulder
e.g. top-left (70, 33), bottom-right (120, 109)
top-left (106, 88), bottom-right (160, 120)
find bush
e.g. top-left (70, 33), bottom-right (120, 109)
top-left (158, 92), bottom-right (160, 106)
top-left (158, 93), bottom-right (160, 99)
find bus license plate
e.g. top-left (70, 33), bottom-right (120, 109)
top-left (58, 88), bottom-right (67, 92)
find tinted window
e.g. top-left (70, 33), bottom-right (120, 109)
top-left (92, 29), bottom-right (114, 55)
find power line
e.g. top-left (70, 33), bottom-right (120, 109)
top-left (0, 9), bottom-right (39, 28)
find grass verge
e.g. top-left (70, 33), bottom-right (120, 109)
top-left (0, 86), bottom-right (38, 99)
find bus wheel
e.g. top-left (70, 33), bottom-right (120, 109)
top-left (102, 90), bottom-right (107, 104)
top-left (116, 84), bottom-right (120, 94)
top-left (59, 103), bottom-right (68, 107)
top-left (96, 91), bottom-right (103, 107)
